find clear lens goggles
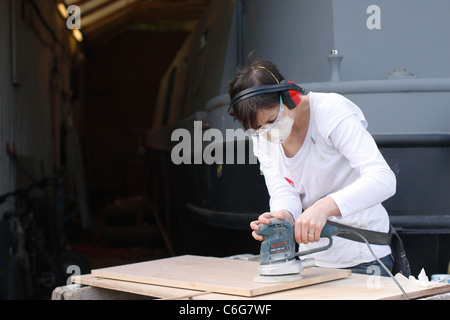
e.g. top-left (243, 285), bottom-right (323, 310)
top-left (247, 95), bottom-right (284, 137)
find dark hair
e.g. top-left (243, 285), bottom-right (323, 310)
top-left (228, 60), bottom-right (285, 130)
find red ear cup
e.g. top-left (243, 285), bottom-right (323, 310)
top-left (287, 81), bottom-right (302, 106)
top-left (289, 89), bottom-right (302, 106)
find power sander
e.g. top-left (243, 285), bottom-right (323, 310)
top-left (254, 218), bottom-right (338, 283)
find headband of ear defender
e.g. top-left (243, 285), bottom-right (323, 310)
top-left (229, 80), bottom-right (305, 114)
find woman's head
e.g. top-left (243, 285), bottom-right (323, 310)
top-left (228, 60), bottom-right (286, 131)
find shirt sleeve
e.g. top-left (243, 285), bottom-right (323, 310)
top-left (327, 115), bottom-right (397, 218)
top-left (252, 136), bottom-right (303, 220)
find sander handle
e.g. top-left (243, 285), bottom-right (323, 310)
top-left (254, 218), bottom-right (338, 257)
top-left (296, 223), bottom-right (338, 257)
top-left (320, 223), bottom-right (339, 238)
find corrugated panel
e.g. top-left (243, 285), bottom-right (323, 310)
top-left (0, 0), bottom-right (69, 210)
top-left (0, 0), bottom-right (15, 209)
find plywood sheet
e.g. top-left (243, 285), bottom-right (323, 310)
top-left (73, 273), bottom-right (450, 300)
top-left (91, 255), bottom-right (351, 297)
top-left (73, 274), bottom-right (204, 299)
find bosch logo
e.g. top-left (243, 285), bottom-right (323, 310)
top-left (271, 241), bottom-right (288, 248)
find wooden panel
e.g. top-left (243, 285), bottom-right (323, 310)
top-left (201, 273), bottom-right (450, 300)
top-left (90, 255), bottom-right (351, 297)
top-left (73, 274), bottom-right (206, 299)
top-left (52, 283), bottom-right (149, 300)
top-left (73, 272), bottom-right (450, 300)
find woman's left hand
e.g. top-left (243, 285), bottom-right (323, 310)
top-left (294, 196), bottom-right (341, 244)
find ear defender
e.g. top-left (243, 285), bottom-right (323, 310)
top-left (280, 80), bottom-right (303, 110)
top-left (229, 80), bottom-right (305, 114)
top-left (228, 66), bottom-right (304, 114)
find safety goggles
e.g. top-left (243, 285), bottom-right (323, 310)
top-left (247, 95), bottom-right (284, 137)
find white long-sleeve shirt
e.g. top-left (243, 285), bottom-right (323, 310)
top-left (252, 92), bottom-right (396, 268)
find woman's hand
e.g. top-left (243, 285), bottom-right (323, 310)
top-left (294, 196), bottom-right (341, 244)
top-left (250, 210), bottom-right (294, 241)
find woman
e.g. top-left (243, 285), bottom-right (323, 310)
top-left (228, 60), bottom-right (396, 275)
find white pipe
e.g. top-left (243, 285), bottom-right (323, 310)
top-left (302, 78), bottom-right (450, 94)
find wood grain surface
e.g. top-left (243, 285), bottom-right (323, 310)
top-left (90, 255), bottom-right (351, 297)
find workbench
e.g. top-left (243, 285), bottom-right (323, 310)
top-left (52, 254), bottom-right (450, 301)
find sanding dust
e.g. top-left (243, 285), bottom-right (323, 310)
top-left (394, 268), bottom-right (439, 288)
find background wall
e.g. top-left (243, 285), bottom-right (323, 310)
top-left (0, 0), bottom-right (76, 205)
top-left (0, 0), bottom-right (79, 298)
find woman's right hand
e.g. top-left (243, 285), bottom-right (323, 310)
top-left (250, 210), bottom-right (294, 241)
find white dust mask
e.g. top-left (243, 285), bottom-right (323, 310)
top-left (247, 95), bottom-right (294, 143)
top-left (261, 112), bottom-right (294, 143)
